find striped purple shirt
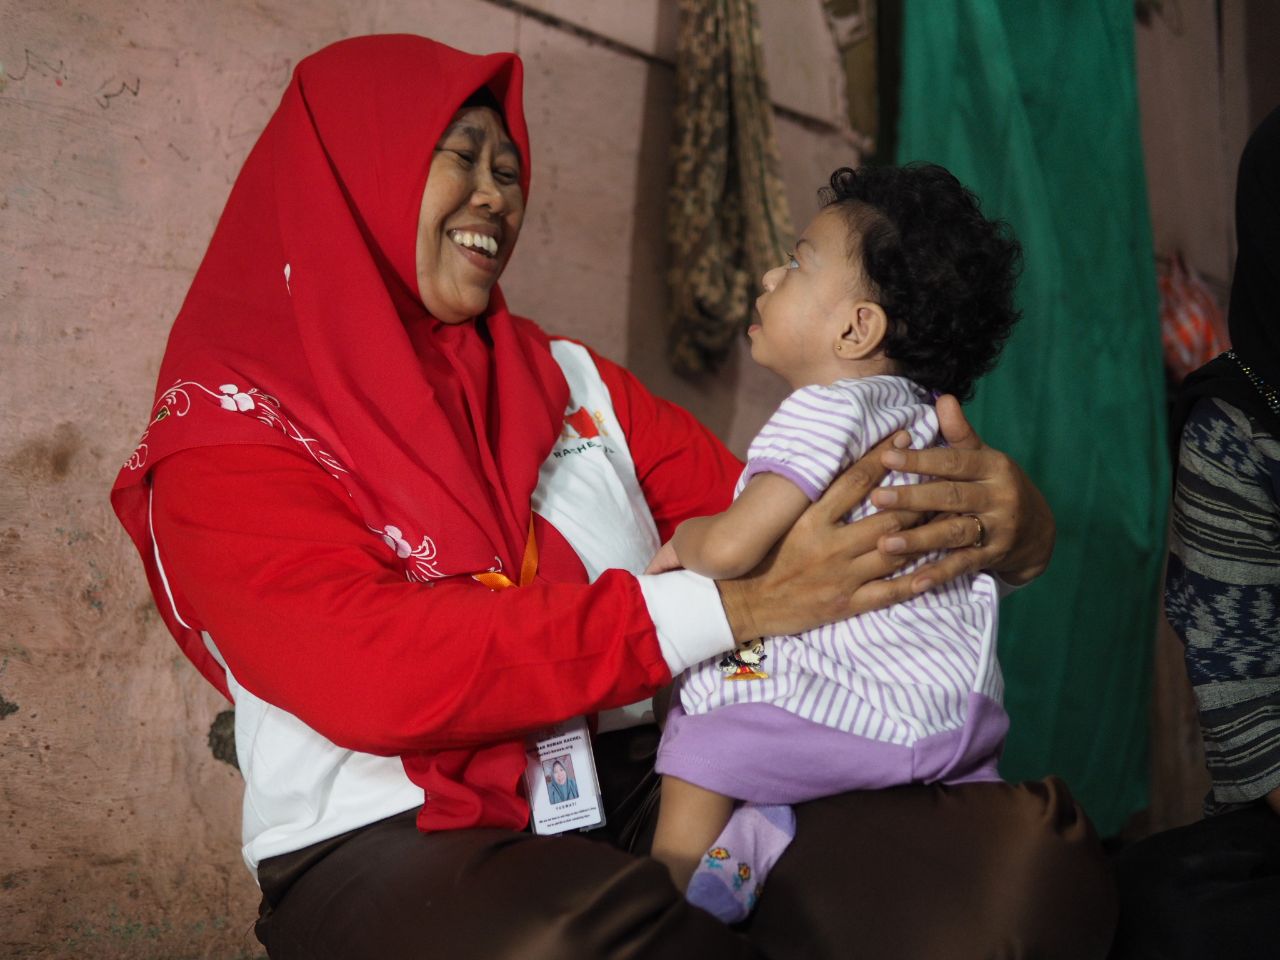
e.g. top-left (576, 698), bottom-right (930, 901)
top-left (676, 376), bottom-right (1004, 748)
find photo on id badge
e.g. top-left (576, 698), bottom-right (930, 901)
top-left (544, 755), bottom-right (579, 805)
top-left (524, 716), bottom-right (606, 835)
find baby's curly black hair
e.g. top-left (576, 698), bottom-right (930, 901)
top-left (820, 164), bottom-right (1022, 401)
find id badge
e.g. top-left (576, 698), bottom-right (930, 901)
top-left (523, 715), bottom-right (606, 835)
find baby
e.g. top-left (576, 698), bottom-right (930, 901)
top-left (647, 163), bottom-right (1023, 922)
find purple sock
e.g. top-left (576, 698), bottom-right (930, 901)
top-left (685, 803), bottom-right (796, 924)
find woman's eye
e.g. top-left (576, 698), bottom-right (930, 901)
top-left (787, 253), bottom-right (800, 269)
top-left (494, 167), bottom-right (520, 185)
top-left (437, 146), bottom-right (475, 165)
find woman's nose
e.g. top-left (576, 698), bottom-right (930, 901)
top-left (470, 170), bottom-right (506, 213)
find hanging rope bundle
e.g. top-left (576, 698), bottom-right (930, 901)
top-left (666, 0), bottom-right (795, 376)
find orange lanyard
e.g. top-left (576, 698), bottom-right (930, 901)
top-left (472, 517), bottom-right (538, 591)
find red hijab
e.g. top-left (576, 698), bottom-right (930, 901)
top-left (112, 35), bottom-right (577, 831)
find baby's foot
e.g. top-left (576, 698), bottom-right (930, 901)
top-left (685, 803), bottom-right (796, 924)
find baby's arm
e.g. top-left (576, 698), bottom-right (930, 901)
top-left (667, 473), bottom-right (811, 579)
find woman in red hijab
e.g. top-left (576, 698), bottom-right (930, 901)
top-left (112, 35), bottom-right (1111, 960)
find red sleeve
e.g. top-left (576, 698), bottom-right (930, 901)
top-left (589, 349), bottom-right (744, 541)
top-left (150, 444), bottom-right (671, 756)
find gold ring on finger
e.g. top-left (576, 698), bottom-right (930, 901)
top-left (967, 514), bottom-right (986, 548)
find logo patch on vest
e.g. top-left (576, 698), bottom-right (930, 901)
top-left (555, 407), bottom-right (615, 458)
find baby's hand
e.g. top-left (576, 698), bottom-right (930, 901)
top-left (644, 540), bottom-right (682, 575)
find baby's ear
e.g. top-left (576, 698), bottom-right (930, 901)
top-left (834, 301), bottom-right (887, 360)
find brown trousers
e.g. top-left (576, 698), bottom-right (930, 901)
top-left (254, 727), bottom-right (1116, 960)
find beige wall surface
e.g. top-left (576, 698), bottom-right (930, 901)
top-left (0, 2), bottom-right (855, 956)
top-left (1135, 0), bottom-right (1280, 293)
top-left (1135, 0), bottom-right (1235, 286)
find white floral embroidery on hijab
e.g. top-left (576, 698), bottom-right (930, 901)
top-left (370, 523), bottom-right (444, 582)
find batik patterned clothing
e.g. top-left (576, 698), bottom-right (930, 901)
top-left (658, 376), bottom-right (1008, 804)
top-left (1166, 396), bottom-right (1280, 813)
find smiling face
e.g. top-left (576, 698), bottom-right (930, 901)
top-left (416, 105), bottom-right (526, 324)
top-left (749, 207), bottom-right (878, 388)
top-left (552, 761), bottom-right (568, 785)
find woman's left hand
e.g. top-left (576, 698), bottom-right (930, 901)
top-left (868, 394), bottom-right (1055, 590)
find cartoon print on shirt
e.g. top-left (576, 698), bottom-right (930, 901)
top-left (720, 638), bottom-right (769, 681)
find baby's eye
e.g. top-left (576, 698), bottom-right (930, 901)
top-left (786, 253), bottom-right (800, 269)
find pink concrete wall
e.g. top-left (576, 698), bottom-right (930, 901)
top-left (0, 2), bottom-right (855, 956)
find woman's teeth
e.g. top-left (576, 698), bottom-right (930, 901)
top-left (449, 230), bottom-right (498, 258)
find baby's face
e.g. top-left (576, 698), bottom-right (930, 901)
top-left (749, 208), bottom-right (864, 388)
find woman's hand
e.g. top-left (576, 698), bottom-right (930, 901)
top-left (717, 435), bottom-right (924, 644)
top-left (716, 397), bottom-right (1054, 643)
top-left (645, 540), bottom-right (682, 575)
top-left (868, 394), bottom-right (1054, 590)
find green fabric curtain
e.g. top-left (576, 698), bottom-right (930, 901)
top-left (896, 1), bottom-right (1166, 835)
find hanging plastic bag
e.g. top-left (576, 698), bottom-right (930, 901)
top-left (1159, 253), bottom-right (1225, 382)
